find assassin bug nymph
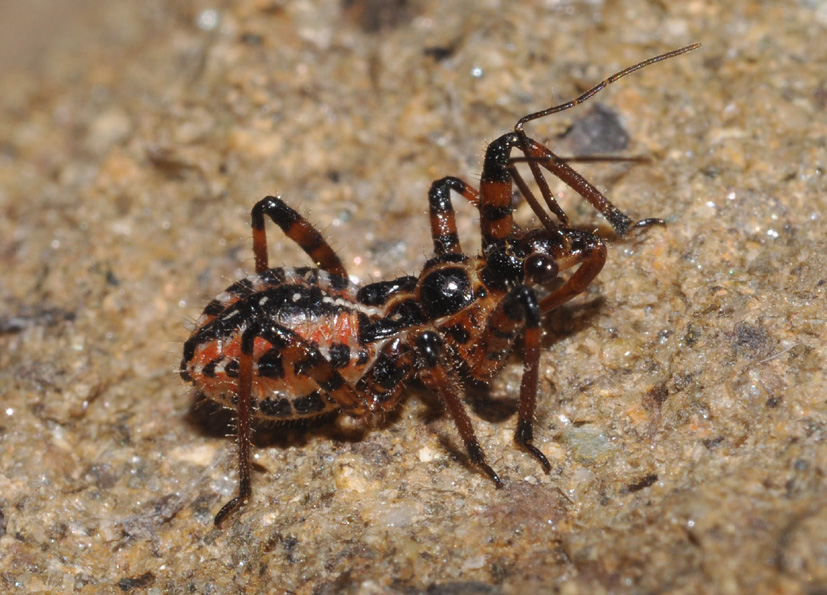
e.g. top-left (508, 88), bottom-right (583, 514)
top-left (181, 44), bottom-right (700, 526)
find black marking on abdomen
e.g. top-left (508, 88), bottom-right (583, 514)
top-left (318, 374), bottom-right (344, 393)
top-left (203, 359), bottom-right (219, 378)
top-left (328, 343), bottom-right (350, 369)
top-left (293, 351), bottom-right (322, 378)
top-left (226, 277), bottom-right (255, 297)
top-left (256, 285), bottom-right (344, 324)
top-left (224, 359), bottom-right (240, 378)
top-left (442, 323), bottom-right (471, 344)
top-left (294, 391), bottom-right (326, 414)
top-left (257, 350), bottom-right (285, 379)
top-left (260, 397), bottom-right (292, 418)
top-left (203, 300), bottom-right (226, 317)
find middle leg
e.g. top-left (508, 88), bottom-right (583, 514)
top-left (251, 195), bottom-right (348, 276)
top-left (416, 331), bottom-right (501, 485)
top-left (427, 176), bottom-right (480, 256)
top-left (518, 138), bottom-right (659, 237)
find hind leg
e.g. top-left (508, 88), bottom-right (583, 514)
top-left (251, 195), bottom-right (348, 276)
top-left (415, 331), bottom-right (501, 485)
top-left (214, 324), bottom-right (417, 526)
top-left (213, 322), bottom-right (368, 526)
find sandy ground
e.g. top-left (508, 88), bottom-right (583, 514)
top-left (1, 0), bottom-right (825, 593)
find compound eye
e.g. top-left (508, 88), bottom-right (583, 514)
top-left (524, 254), bottom-right (558, 285)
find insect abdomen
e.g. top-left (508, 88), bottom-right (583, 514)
top-left (181, 267), bottom-right (385, 421)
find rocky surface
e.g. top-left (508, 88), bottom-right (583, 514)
top-left (1, 1), bottom-right (825, 593)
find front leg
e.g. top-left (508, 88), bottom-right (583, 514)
top-left (520, 138), bottom-right (643, 237)
top-left (465, 286), bottom-right (551, 472)
top-left (538, 228), bottom-right (607, 314)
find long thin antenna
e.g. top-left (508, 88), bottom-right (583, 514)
top-left (514, 43), bottom-right (701, 133)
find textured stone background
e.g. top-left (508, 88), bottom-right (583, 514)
top-left (1, 0), bottom-right (825, 593)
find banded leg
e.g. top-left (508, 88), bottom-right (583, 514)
top-left (251, 195), bottom-right (348, 276)
top-left (482, 132), bottom-right (644, 238)
top-left (214, 322), bottom-right (370, 526)
top-left (479, 133), bottom-right (573, 250)
top-left (427, 177), bottom-right (481, 255)
top-left (478, 135), bottom-right (518, 251)
top-left (214, 326), bottom-right (256, 526)
top-left (466, 286), bottom-right (550, 471)
top-left (260, 324), bottom-right (370, 414)
top-left (416, 331), bottom-right (501, 485)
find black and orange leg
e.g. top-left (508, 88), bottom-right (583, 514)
top-left (416, 331), bottom-right (501, 485)
top-left (478, 136), bottom-right (520, 251)
top-left (214, 326), bottom-right (256, 526)
top-left (251, 195), bottom-right (348, 276)
top-left (427, 177), bottom-right (480, 255)
top-left (479, 133), bottom-right (571, 248)
top-left (483, 132), bottom-right (642, 237)
top-left (467, 286), bottom-right (551, 471)
top-left (261, 324), bottom-right (370, 415)
top-left (507, 153), bottom-right (660, 234)
top-left (213, 322), bottom-right (370, 527)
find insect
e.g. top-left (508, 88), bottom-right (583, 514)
top-left (180, 44), bottom-right (700, 526)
